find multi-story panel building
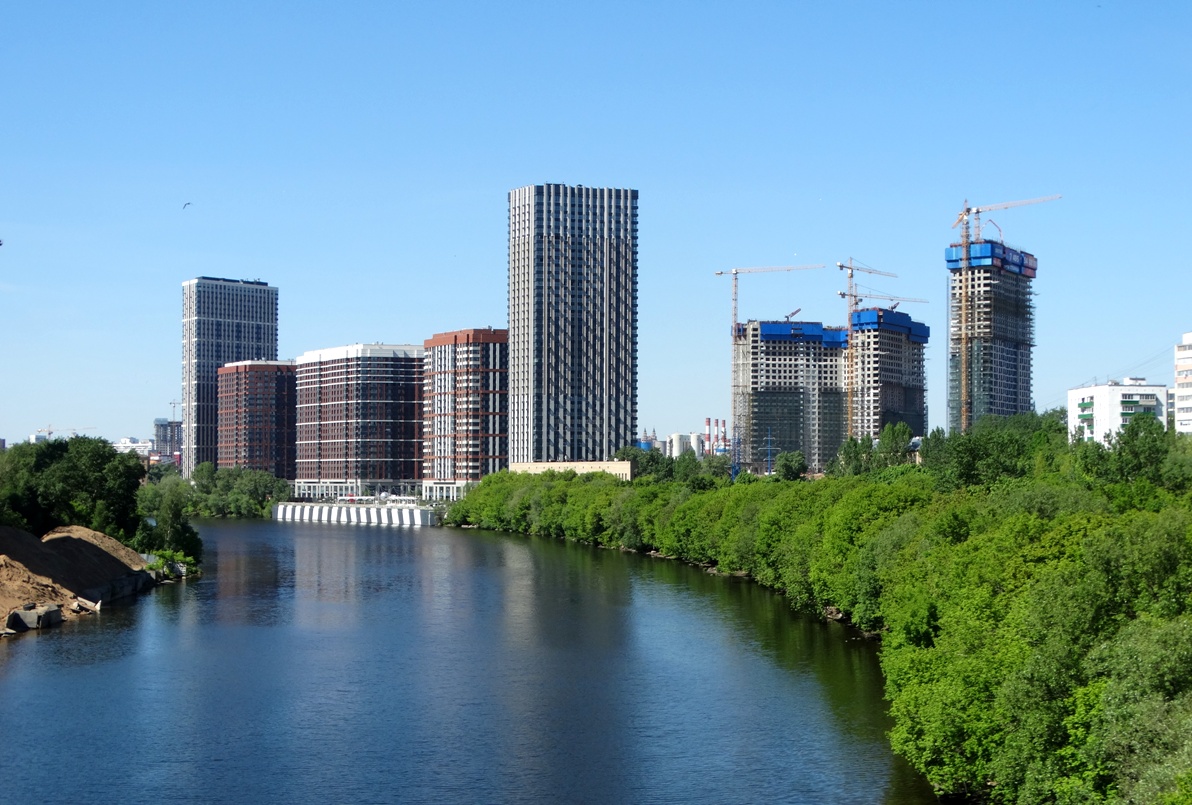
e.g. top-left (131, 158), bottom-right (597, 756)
top-left (1068, 377), bottom-right (1167, 445)
top-left (1176, 332), bottom-right (1192, 435)
top-left (847, 308), bottom-right (930, 440)
top-left (738, 320), bottom-right (847, 474)
top-left (181, 277), bottom-right (278, 477)
top-left (294, 344), bottom-right (423, 499)
top-left (217, 360), bottom-right (297, 479)
top-left (945, 240), bottom-right (1036, 432)
top-left (422, 328), bottom-right (509, 501)
top-left (153, 418), bottom-right (182, 463)
top-left (508, 184), bottom-right (638, 463)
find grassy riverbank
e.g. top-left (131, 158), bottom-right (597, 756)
top-left (447, 413), bottom-right (1192, 804)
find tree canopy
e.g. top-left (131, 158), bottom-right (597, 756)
top-left (451, 413), bottom-right (1192, 803)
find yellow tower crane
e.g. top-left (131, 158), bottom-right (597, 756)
top-left (950, 194), bottom-right (1060, 431)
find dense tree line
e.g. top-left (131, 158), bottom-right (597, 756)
top-left (0, 436), bottom-right (202, 560)
top-left (0, 443), bottom-right (292, 565)
top-left (447, 413), bottom-right (1192, 804)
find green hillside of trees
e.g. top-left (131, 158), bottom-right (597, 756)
top-left (447, 413), bottom-right (1192, 804)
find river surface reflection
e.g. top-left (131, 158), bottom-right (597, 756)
top-left (0, 520), bottom-right (936, 804)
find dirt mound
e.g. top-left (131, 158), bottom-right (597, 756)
top-left (0, 525), bottom-right (147, 621)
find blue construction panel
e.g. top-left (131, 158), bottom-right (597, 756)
top-left (849, 308), bottom-right (930, 345)
top-left (945, 246), bottom-right (964, 261)
top-left (759, 321), bottom-right (832, 343)
top-left (971, 243), bottom-right (993, 258)
top-left (823, 329), bottom-right (848, 348)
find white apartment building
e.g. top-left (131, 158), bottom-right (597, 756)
top-left (1068, 377), bottom-right (1167, 445)
top-left (1176, 332), bottom-right (1192, 435)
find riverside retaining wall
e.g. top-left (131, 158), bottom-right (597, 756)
top-left (272, 503), bottom-right (437, 527)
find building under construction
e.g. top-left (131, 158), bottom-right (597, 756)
top-left (734, 310), bottom-right (929, 474)
top-left (735, 320), bottom-right (847, 473)
top-left (946, 240), bottom-right (1037, 432)
top-left (848, 308), bottom-right (929, 439)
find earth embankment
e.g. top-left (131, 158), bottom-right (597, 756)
top-left (0, 525), bottom-right (147, 619)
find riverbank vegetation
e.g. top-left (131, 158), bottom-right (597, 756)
top-left (446, 413), bottom-right (1192, 804)
top-left (0, 436), bottom-right (203, 563)
top-left (149, 461), bottom-right (291, 520)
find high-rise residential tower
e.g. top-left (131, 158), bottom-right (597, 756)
top-left (181, 277), bottom-right (278, 477)
top-left (945, 240), bottom-right (1037, 432)
top-left (294, 343), bottom-right (424, 499)
top-left (508, 184), bottom-right (638, 463)
top-left (847, 308), bottom-right (930, 440)
top-left (422, 327), bottom-right (509, 501)
top-left (153, 418), bottom-right (182, 463)
top-left (217, 360), bottom-right (297, 479)
top-left (737, 319), bottom-right (847, 474)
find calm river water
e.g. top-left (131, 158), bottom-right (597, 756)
top-left (0, 520), bottom-right (937, 804)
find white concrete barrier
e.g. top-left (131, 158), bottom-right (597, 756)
top-left (272, 503), bottom-right (437, 527)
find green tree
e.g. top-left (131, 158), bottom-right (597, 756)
top-left (773, 451), bottom-right (807, 481)
top-left (873, 422), bottom-right (913, 469)
top-left (1111, 413), bottom-right (1167, 485)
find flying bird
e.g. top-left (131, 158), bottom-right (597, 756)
top-left (182, 202), bottom-right (191, 209)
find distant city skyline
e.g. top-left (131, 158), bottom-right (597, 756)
top-left (2, 4), bottom-right (1189, 444)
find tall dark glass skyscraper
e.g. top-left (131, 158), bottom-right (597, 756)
top-left (507, 184), bottom-right (638, 463)
top-left (181, 277), bottom-right (278, 477)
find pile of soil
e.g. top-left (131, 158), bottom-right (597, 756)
top-left (0, 525), bottom-right (146, 621)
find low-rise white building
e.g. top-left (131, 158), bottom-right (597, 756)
top-left (1068, 377), bottom-right (1166, 445)
top-left (1175, 332), bottom-right (1192, 435)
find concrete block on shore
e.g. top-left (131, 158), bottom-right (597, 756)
top-left (5, 604), bottom-right (64, 631)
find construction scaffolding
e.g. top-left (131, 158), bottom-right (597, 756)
top-left (737, 320), bottom-right (847, 474)
top-left (946, 240), bottom-right (1036, 432)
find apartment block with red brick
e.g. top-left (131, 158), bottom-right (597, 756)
top-left (294, 344), bottom-right (424, 499)
top-left (422, 328), bottom-right (508, 501)
top-left (216, 360), bottom-right (297, 479)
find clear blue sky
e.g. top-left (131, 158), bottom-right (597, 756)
top-left (2, 1), bottom-right (1188, 445)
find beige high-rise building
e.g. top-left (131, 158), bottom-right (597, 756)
top-left (508, 184), bottom-right (638, 463)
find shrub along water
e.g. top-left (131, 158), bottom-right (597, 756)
top-left (447, 414), bottom-right (1192, 804)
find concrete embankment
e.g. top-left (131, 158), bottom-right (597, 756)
top-left (273, 503), bottom-right (437, 527)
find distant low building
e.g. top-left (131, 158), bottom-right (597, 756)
top-left (111, 437), bottom-right (155, 457)
top-left (510, 460), bottom-right (633, 482)
top-left (1068, 377), bottom-right (1166, 445)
